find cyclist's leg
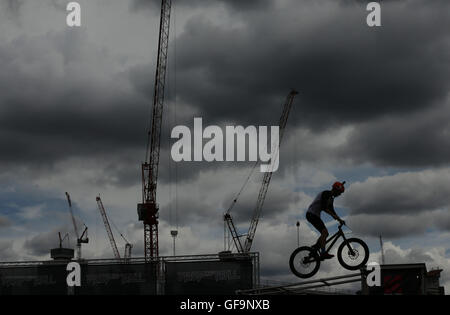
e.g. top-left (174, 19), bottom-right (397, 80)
top-left (318, 227), bottom-right (328, 250)
top-left (306, 213), bottom-right (327, 250)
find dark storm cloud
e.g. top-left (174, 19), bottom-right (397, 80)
top-left (1, 0), bottom-right (67, 19)
top-left (225, 185), bottom-right (300, 225)
top-left (157, 172), bottom-right (301, 228)
top-left (0, 29), bottom-right (149, 173)
top-left (0, 216), bottom-right (11, 228)
top-left (0, 241), bottom-right (18, 261)
top-left (23, 230), bottom-right (64, 256)
top-left (131, 0), bottom-right (271, 12)
top-left (1, 0), bottom-right (450, 187)
top-left (1, 0), bottom-right (24, 17)
top-left (343, 169), bottom-right (450, 215)
top-left (348, 213), bottom-right (430, 238)
top-left (165, 0), bottom-right (450, 130)
top-left (23, 226), bottom-right (73, 256)
top-left (340, 102), bottom-right (450, 167)
top-left (432, 210), bottom-right (450, 232)
top-left (384, 247), bottom-right (435, 265)
top-left (127, 0), bottom-right (450, 172)
top-left (342, 170), bottom-right (450, 238)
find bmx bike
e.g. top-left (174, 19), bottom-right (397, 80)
top-left (289, 223), bottom-right (369, 278)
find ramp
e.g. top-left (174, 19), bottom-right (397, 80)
top-left (237, 271), bottom-right (365, 295)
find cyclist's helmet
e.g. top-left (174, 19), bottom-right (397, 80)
top-left (332, 181), bottom-right (345, 193)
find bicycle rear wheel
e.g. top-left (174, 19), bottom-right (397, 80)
top-left (289, 246), bottom-right (320, 278)
top-left (337, 238), bottom-right (369, 270)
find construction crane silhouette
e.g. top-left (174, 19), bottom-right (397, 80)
top-left (65, 192), bottom-right (89, 260)
top-left (137, 0), bottom-right (172, 261)
top-left (96, 196), bottom-right (133, 261)
top-left (224, 90), bottom-right (298, 253)
top-left (96, 196), bottom-right (120, 259)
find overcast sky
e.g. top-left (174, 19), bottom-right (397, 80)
top-left (0, 0), bottom-right (449, 292)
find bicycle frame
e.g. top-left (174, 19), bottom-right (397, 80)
top-left (324, 225), bottom-right (355, 256)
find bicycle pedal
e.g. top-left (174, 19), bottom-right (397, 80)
top-left (320, 254), bottom-right (334, 260)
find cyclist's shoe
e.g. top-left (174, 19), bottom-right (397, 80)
top-left (320, 253), bottom-right (334, 260)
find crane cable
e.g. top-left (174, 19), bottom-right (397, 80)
top-left (225, 161), bottom-right (259, 215)
top-left (224, 161), bottom-right (258, 251)
top-left (108, 209), bottom-right (130, 245)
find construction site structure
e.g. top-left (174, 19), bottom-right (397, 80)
top-left (0, 252), bottom-right (259, 295)
top-left (240, 263), bottom-right (446, 295)
top-left (65, 192), bottom-right (88, 260)
top-left (361, 263), bottom-right (445, 295)
top-left (50, 232), bottom-right (74, 261)
top-left (224, 90), bottom-right (298, 253)
top-left (170, 230), bottom-right (178, 256)
top-left (137, 0), bottom-right (172, 262)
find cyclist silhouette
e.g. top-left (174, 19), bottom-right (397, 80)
top-left (306, 181), bottom-right (346, 260)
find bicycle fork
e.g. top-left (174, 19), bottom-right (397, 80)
top-left (341, 233), bottom-right (356, 256)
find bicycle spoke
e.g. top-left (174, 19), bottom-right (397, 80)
top-left (289, 247), bottom-right (320, 278)
top-left (340, 240), bottom-right (367, 268)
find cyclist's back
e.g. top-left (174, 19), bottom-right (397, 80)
top-left (307, 190), bottom-right (334, 218)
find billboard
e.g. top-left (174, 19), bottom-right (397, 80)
top-left (363, 265), bottom-right (425, 295)
top-left (164, 259), bottom-right (253, 295)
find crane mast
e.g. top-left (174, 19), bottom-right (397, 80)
top-left (137, 0), bottom-right (172, 262)
top-left (96, 196), bottom-right (121, 260)
top-left (225, 90), bottom-right (298, 253)
top-left (66, 192), bottom-right (78, 240)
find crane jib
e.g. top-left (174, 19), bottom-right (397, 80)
top-left (226, 90), bottom-right (298, 254)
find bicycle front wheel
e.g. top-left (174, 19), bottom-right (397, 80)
top-left (337, 238), bottom-right (369, 270)
top-left (289, 246), bottom-right (320, 278)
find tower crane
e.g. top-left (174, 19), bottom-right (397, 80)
top-left (65, 192), bottom-right (89, 260)
top-left (137, 0), bottom-right (172, 262)
top-left (224, 90), bottom-right (298, 253)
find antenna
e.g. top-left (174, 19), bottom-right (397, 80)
top-left (379, 235), bottom-right (385, 265)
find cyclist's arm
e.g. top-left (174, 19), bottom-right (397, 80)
top-left (324, 206), bottom-right (344, 224)
top-left (321, 191), bottom-right (344, 223)
top-left (324, 208), bottom-right (340, 220)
